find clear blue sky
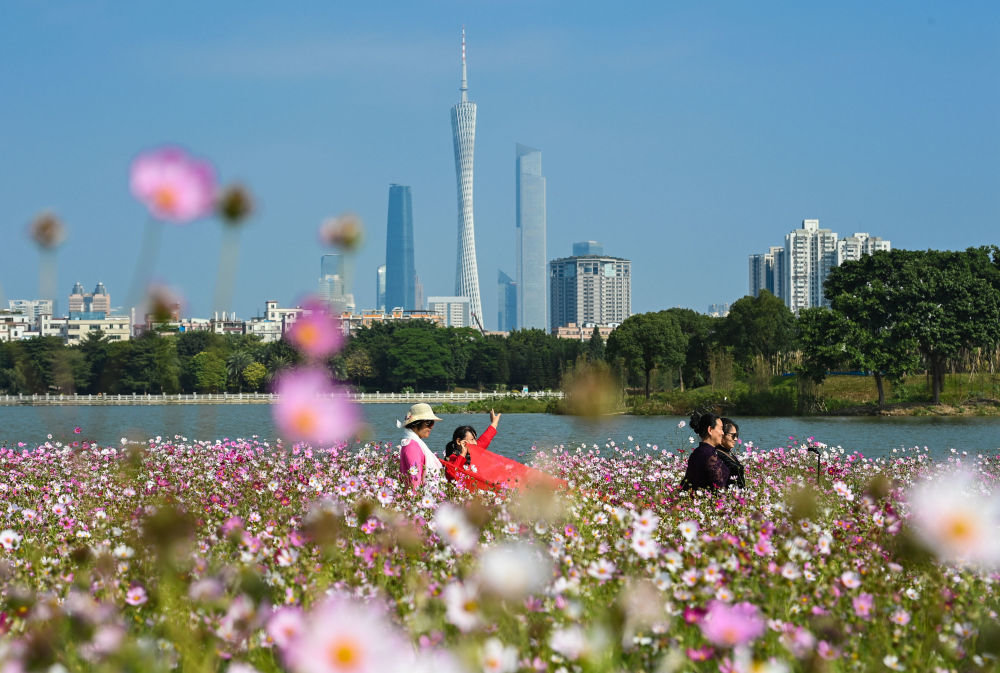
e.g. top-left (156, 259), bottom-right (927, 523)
top-left (2, 1), bottom-right (998, 328)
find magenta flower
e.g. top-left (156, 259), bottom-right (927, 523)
top-left (273, 368), bottom-right (359, 446)
top-left (699, 601), bottom-right (765, 648)
top-left (73, 426), bottom-right (82, 434)
top-left (286, 300), bottom-right (344, 360)
top-left (125, 585), bottom-right (148, 606)
top-left (852, 593), bottom-right (874, 620)
top-left (130, 146), bottom-right (216, 223)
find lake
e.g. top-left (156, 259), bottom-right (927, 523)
top-left (1, 403), bottom-right (998, 461)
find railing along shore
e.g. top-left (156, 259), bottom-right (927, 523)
top-left (0, 391), bottom-right (564, 406)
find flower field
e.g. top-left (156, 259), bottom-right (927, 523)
top-left (1, 432), bottom-right (998, 673)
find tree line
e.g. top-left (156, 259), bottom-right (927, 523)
top-left (2, 247), bottom-right (997, 403)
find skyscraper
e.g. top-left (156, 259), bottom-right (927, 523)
top-left (516, 144), bottom-right (546, 330)
top-left (549, 245), bottom-right (631, 329)
top-left (385, 184), bottom-right (416, 310)
top-left (319, 254), bottom-right (355, 312)
top-left (376, 265), bottom-right (386, 312)
top-left (451, 28), bottom-right (483, 326)
top-left (497, 270), bottom-right (517, 332)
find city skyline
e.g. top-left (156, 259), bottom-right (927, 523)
top-left (2, 4), bottom-right (997, 327)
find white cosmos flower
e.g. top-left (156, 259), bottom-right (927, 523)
top-left (630, 533), bottom-right (658, 560)
top-left (443, 582), bottom-right (482, 632)
top-left (632, 509), bottom-right (659, 534)
top-left (678, 520), bottom-right (699, 541)
top-left (906, 469), bottom-right (1000, 570)
top-left (549, 626), bottom-right (587, 660)
top-left (587, 558), bottom-right (616, 581)
top-left (433, 504), bottom-right (478, 553)
top-left (0, 529), bottom-right (22, 550)
top-left (477, 541), bottom-right (552, 599)
top-left (480, 638), bottom-right (517, 673)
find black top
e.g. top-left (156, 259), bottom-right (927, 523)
top-left (680, 441), bottom-right (732, 491)
top-left (715, 448), bottom-right (746, 489)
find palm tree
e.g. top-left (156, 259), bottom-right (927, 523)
top-left (225, 350), bottom-right (253, 392)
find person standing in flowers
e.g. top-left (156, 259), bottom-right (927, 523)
top-left (717, 417), bottom-right (746, 488)
top-left (443, 409), bottom-right (502, 468)
top-left (398, 403), bottom-right (444, 492)
top-left (680, 412), bottom-right (731, 491)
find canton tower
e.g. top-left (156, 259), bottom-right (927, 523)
top-left (451, 28), bottom-right (483, 327)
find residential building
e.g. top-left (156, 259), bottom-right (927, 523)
top-left (385, 184), bottom-right (416, 310)
top-left (549, 246), bottom-right (631, 329)
top-left (552, 322), bottom-right (615, 342)
top-left (516, 143), bottom-right (546, 330)
top-left (451, 28), bottom-right (483, 326)
top-left (338, 308), bottom-right (443, 335)
top-left (427, 296), bottom-right (472, 328)
top-left (497, 270), bottom-right (517, 332)
top-left (63, 316), bottom-right (130, 346)
top-left (0, 311), bottom-right (32, 342)
top-left (8, 299), bottom-right (54, 323)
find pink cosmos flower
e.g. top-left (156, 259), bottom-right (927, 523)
top-left (130, 146), bottom-right (216, 223)
top-left (267, 607), bottom-right (305, 649)
top-left (699, 600), bottom-right (766, 648)
top-left (73, 426), bottom-right (82, 434)
top-left (852, 593), bottom-right (873, 620)
top-left (287, 300), bottom-right (344, 360)
top-left (273, 368), bottom-right (360, 446)
top-left (125, 585), bottom-right (148, 606)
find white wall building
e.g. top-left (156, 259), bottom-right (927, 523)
top-left (63, 317), bottom-right (131, 345)
top-left (8, 299), bottom-right (54, 323)
top-left (427, 296), bottom-right (472, 328)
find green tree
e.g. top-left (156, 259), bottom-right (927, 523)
top-left (191, 351), bottom-right (227, 393)
top-left (465, 335), bottom-right (509, 389)
top-left (605, 312), bottom-right (688, 399)
top-left (226, 350), bottom-right (254, 392)
top-left (718, 291), bottom-right (798, 375)
top-left (586, 325), bottom-right (605, 362)
top-left (387, 329), bottom-right (450, 390)
top-left (242, 361), bottom-right (268, 392)
top-left (342, 347), bottom-right (375, 387)
top-left (664, 308), bottom-right (716, 390)
top-left (153, 336), bottom-right (181, 394)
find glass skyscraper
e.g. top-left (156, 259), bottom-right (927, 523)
top-left (516, 144), bottom-right (546, 330)
top-left (497, 269), bottom-right (517, 332)
top-left (451, 28), bottom-right (483, 326)
top-left (385, 184), bottom-right (416, 311)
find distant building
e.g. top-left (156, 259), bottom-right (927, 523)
top-left (68, 282), bottom-right (112, 319)
top-left (707, 303), bottom-right (730, 317)
top-left (516, 143), bottom-right (546, 330)
top-left (427, 296), bottom-right (472, 328)
top-left (497, 269), bottom-right (517, 332)
top-left (0, 311), bottom-right (32, 342)
top-left (749, 220), bottom-right (890, 312)
top-left (63, 316), bottom-right (130, 346)
top-left (385, 184), bottom-right (417, 310)
top-left (572, 241), bottom-right (604, 257)
top-left (549, 245), bottom-right (631, 329)
top-left (376, 264), bottom-right (386, 312)
top-left (552, 322), bottom-right (615, 342)
top-left (8, 299), bottom-right (54, 323)
top-left (339, 308), bottom-right (444, 334)
top-left (319, 254), bottom-right (355, 313)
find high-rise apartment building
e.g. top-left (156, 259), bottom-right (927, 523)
top-left (549, 245), bottom-right (631, 329)
top-left (8, 299), bottom-right (54, 323)
top-left (385, 184), bottom-right (416, 310)
top-left (451, 28), bottom-right (483, 327)
top-left (68, 282), bottom-right (111, 319)
top-left (497, 270), bottom-right (517, 332)
top-left (376, 265), bottom-right (386, 312)
top-left (516, 143), bottom-right (546, 330)
top-left (750, 220), bottom-right (890, 312)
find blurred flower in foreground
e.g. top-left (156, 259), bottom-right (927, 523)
top-left (476, 541), bottom-right (552, 599)
top-left (217, 183), bottom-right (254, 225)
top-left (130, 146), bottom-right (216, 223)
top-left (699, 601), bottom-right (765, 648)
top-left (906, 469), bottom-right (1000, 570)
top-left (282, 595), bottom-right (410, 673)
top-left (319, 213), bottom-right (364, 251)
top-left (433, 503), bottom-right (478, 553)
top-left (287, 300), bottom-right (343, 360)
top-left (29, 211), bottom-right (66, 249)
top-left (273, 368), bottom-right (359, 446)
top-left (144, 283), bottom-right (184, 324)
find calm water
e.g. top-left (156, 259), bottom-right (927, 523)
top-left (1, 403), bottom-right (998, 461)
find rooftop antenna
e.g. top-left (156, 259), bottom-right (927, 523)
top-left (460, 26), bottom-right (468, 102)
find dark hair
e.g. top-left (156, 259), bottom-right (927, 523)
top-left (689, 412), bottom-right (721, 439)
top-left (721, 417), bottom-right (739, 436)
top-left (406, 419), bottom-right (435, 431)
top-left (445, 425), bottom-right (477, 464)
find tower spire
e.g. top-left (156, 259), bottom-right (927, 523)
top-left (460, 26), bottom-right (468, 102)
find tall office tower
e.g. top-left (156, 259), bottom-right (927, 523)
top-left (90, 283), bottom-right (110, 314)
top-left (516, 144), bottom-right (546, 330)
top-left (748, 245), bottom-right (787, 300)
top-left (319, 254), bottom-right (355, 312)
top-left (376, 265), bottom-right (386, 312)
top-left (497, 270), bottom-right (517, 332)
top-left (549, 247), bottom-right (631, 329)
top-left (69, 282), bottom-right (112, 318)
top-left (69, 282), bottom-right (86, 314)
top-left (385, 184), bottom-right (416, 310)
top-left (784, 219), bottom-right (839, 313)
top-left (572, 241), bottom-right (604, 257)
top-left (451, 28), bottom-right (483, 326)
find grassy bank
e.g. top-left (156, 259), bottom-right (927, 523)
top-left (434, 396), bottom-right (558, 415)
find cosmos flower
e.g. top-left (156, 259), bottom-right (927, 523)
top-left (267, 607), bottom-right (305, 649)
top-left (905, 469), bottom-right (1000, 570)
top-left (443, 582), bottom-right (481, 632)
top-left (287, 300), bottom-right (344, 360)
top-left (273, 368), bottom-right (360, 446)
top-left (130, 146), bottom-right (216, 223)
top-left (433, 504), bottom-right (478, 553)
top-left (477, 541), bottom-right (552, 599)
top-left (480, 638), bottom-right (518, 673)
top-left (699, 600), bottom-right (765, 648)
top-left (125, 586), bottom-right (148, 606)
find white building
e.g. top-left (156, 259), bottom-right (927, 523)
top-left (427, 296), bottom-right (472, 328)
top-left (549, 252), bottom-right (631, 329)
top-left (63, 316), bottom-right (131, 345)
top-left (8, 299), bottom-right (54, 323)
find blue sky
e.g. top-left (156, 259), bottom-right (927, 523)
top-left (2, 1), bottom-right (998, 328)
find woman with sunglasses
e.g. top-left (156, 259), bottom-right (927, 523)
top-left (717, 417), bottom-right (746, 489)
top-left (680, 412), bottom-right (739, 491)
top-left (398, 403), bottom-right (443, 492)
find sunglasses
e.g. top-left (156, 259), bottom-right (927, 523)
top-left (724, 432), bottom-right (739, 439)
